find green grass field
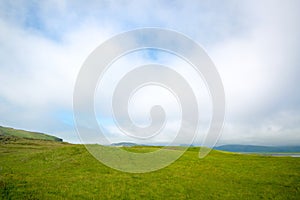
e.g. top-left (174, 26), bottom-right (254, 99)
top-left (0, 137), bottom-right (299, 199)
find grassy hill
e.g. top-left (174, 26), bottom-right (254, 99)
top-left (0, 126), bottom-right (62, 142)
top-left (0, 138), bottom-right (299, 199)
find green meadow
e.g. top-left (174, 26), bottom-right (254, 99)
top-left (1, 137), bottom-right (299, 199)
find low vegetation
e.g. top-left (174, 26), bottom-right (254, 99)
top-left (0, 136), bottom-right (299, 199)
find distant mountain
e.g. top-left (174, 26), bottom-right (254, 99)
top-left (214, 145), bottom-right (300, 153)
top-left (110, 142), bottom-right (139, 147)
top-left (0, 126), bottom-right (62, 142)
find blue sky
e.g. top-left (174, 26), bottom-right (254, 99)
top-left (0, 0), bottom-right (300, 145)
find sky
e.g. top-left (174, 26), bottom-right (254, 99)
top-left (0, 0), bottom-right (300, 146)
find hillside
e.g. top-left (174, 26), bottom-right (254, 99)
top-left (0, 138), bottom-right (299, 199)
top-left (215, 144), bottom-right (300, 153)
top-left (0, 126), bottom-right (62, 142)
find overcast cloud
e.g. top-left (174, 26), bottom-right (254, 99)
top-left (0, 0), bottom-right (299, 145)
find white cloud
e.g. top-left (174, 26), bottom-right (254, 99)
top-left (0, 0), bottom-right (299, 145)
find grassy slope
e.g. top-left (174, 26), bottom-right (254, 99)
top-left (0, 126), bottom-right (62, 141)
top-left (0, 138), bottom-right (299, 200)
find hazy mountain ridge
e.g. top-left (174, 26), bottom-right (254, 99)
top-left (215, 145), bottom-right (300, 153)
top-left (110, 142), bottom-right (139, 147)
